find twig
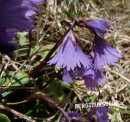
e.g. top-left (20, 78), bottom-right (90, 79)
top-left (108, 103), bottom-right (127, 109)
top-left (0, 58), bottom-right (10, 79)
top-left (7, 100), bottom-right (28, 105)
top-left (5, 60), bottom-right (28, 87)
top-left (37, 17), bottom-right (40, 46)
top-left (30, 23), bottom-right (54, 62)
top-left (37, 6), bottom-right (54, 15)
top-left (0, 86), bottom-right (34, 90)
top-left (106, 67), bottom-right (130, 84)
top-left (25, 30), bottom-right (32, 60)
top-left (0, 104), bottom-right (36, 122)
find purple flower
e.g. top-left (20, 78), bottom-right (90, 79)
top-left (89, 107), bottom-right (111, 122)
top-left (86, 20), bottom-right (110, 36)
top-left (0, 0), bottom-right (34, 30)
top-left (62, 68), bottom-right (76, 84)
top-left (62, 110), bottom-right (83, 122)
top-left (0, 0), bottom-right (45, 30)
top-left (23, 0), bottom-right (46, 18)
top-left (94, 35), bottom-right (122, 68)
top-left (0, 0), bottom-right (44, 54)
top-left (77, 66), bottom-right (106, 91)
top-left (22, 0), bottom-right (46, 28)
top-left (48, 30), bottom-right (92, 71)
top-left (0, 28), bottom-right (16, 54)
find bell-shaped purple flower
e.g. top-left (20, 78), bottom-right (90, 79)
top-left (77, 66), bottom-right (106, 91)
top-left (23, 0), bottom-right (46, 20)
top-left (62, 110), bottom-right (83, 122)
top-left (48, 30), bottom-right (92, 71)
top-left (89, 107), bottom-right (111, 122)
top-left (0, 0), bottom-right (34, 30)
top-left (62, 68), bottom-right (76, 84)
top-left (0, 0), bottom-right (45, 30)
top-left (0, 0), bottom-right (45, 54)
top-left (86, 19), bottom-right (110, 36)
top-left (94, 35), bottom-right (122, 68)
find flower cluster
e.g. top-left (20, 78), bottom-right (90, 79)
top-left (0, 0), bottom-right (45, 54)
top-left (48, 19), bottom-right (122, 91)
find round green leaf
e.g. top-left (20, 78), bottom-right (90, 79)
top-left (0, 71), bottom-right (29, 86)
top-left (0, 114), bottom-right (11, 122)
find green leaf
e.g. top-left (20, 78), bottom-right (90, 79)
top-left (0, 71), bottom-right (29, 86)
top-left (17, 33), bottom-right (27, 44)
top-left (17, 50), bottom-right (27, 57)
top-left (39, 44), bottom-right (54, 58)
top-left (0, 114), bottom-right (11, 122)
top-left (43, 79), bottom-right (63, 102)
